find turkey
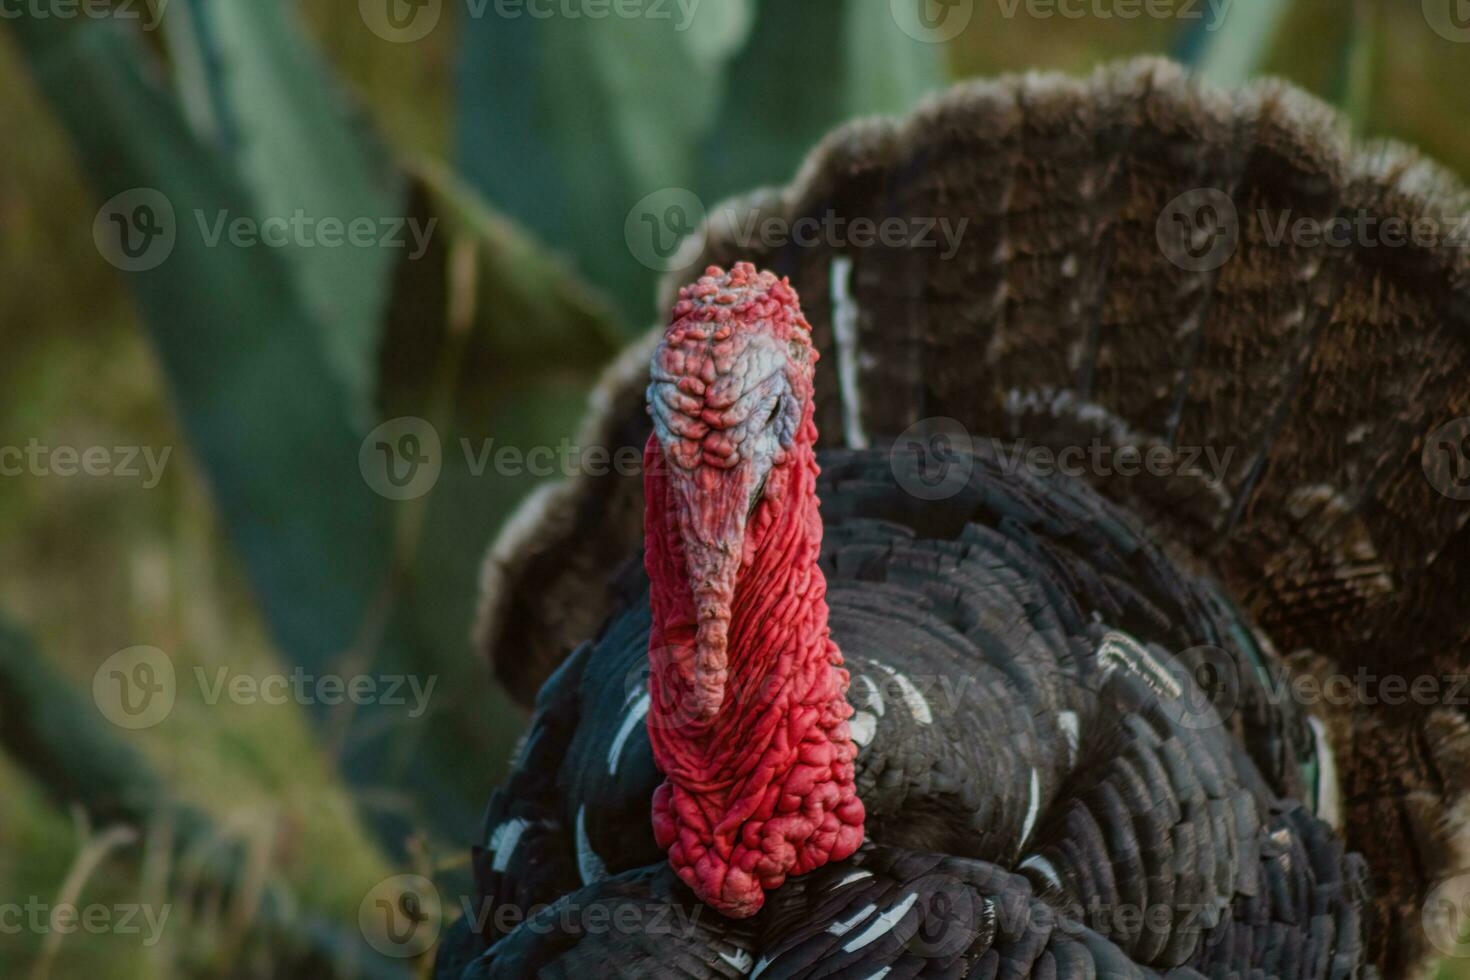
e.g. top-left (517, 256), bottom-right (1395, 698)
top-left (437, 58), bottom-right (1470, 978)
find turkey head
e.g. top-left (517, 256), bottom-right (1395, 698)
top-left (642, 262), bottom-right (865, 918)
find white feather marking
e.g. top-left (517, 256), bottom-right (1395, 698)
top-left (1308, 715), bottom-right (1341, 830)
top-left (719, 949), bottom-right (754, 973)
top-left (1019, 767), bottom-right (1041, 847)
top-left (1097, 631), bottom-right (1182, 699)
top-left (608, 690), bottom-right (651, 776)
top-left (749, 957), bottom-right (770, 980)
top-left (488, 818), bottom-right (529, 873)
top-left (837, 870), bottom-right (873, 887)
top-left (865, 970), bottom-right (892, 980)
top-left (842, 893), bottom-right (919, 953)
top-left (575, 806), bottom-right (607, 884)
top-left (830, 256), bottom-right (868, 450)
top-left (849, 711), bottom-right (877, 748)
top-left (826, 902), bottom-right (877, 937)
top-left (875, 663), bottom-right (931, 724)
top-left (854, 674), bottom-right (885, 716)
top-left (1020, 854), bottom-right (1063, 890)
top-left (1058, 711), bottom-right (1079, 767)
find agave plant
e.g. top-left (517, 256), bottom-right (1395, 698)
top-left (2, 0), bottom-right (942, 974)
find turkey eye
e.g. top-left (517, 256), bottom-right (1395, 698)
top-left (748, 473), bottom-right (769, 518)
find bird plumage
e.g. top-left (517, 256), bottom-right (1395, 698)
top-left (455, 57), bottom-right (1470, 977)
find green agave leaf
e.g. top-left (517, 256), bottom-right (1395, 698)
top-left (375, 164), bottom-right (624, 786)
top-left (1333, 0), bottom-right (1374, 134)
top-left (165, 0), bottom-right (401, 422)
top-left (699, 0), bottom-right (944, 202)
top-left (1176, 0), bottom-right (1293, 89)
top-left (6, 13), bottom-right (483, 850)
top-left (456, 0), bottom-right (750, 331)
top-left (455, 0), bottom-right (942, 330)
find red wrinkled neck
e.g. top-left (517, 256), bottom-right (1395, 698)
top-left (643, 406), bottom-right (864, 917)
top-left (644, 422), bottom-right (828, 755)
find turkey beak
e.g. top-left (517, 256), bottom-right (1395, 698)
top-left (665, 457), bottom-right (761, 724)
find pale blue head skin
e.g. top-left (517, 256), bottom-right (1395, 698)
top-left (647, 318), bottom-right (803, 517)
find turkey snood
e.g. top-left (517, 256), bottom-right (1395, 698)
top-left (643, 263), bottom-right (864, 918)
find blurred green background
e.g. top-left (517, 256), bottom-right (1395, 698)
top-left (2, 0), bottom-right (1468, 976)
